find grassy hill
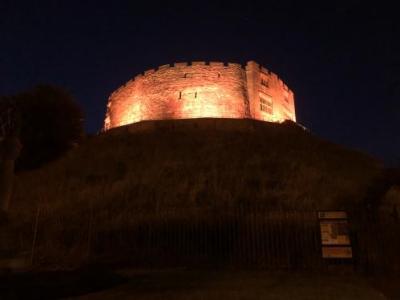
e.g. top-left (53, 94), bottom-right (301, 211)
top-left (13, 118), bottom-right (381, 213)
top-left (8, 118), bottom-right (382, 268)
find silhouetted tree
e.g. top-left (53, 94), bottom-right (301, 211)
top-left (0, 97), bottom-right (22, 213)
top-left (15, 85), bottom-right (84, 170)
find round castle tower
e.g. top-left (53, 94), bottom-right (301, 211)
top-left (104, 61), bottom-right (296, 130)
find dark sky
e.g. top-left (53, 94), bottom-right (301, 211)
top-left (1, 1), bottom-right (399, 165)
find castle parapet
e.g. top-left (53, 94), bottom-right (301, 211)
top-left (104, 60), bottom-right (296, 130)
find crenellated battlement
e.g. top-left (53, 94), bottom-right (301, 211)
top-left (109, 61), bottom-right (293, 96)
top-left (105, 60), bottom-right (296, 130)
top-left (121, 61), bottom-right (266, 86)
top-left (116, 61), bottom-right (249, 87)
top-left (246, 61), bottom-right (292, 94)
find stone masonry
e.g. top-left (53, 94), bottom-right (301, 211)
top-left (104, 61), bottom-right (296, 130)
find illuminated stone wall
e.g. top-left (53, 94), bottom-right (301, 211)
top-left (104, 61), bottom-right (296, 130)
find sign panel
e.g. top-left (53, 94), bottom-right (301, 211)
top-left (322, 246), bottom-right (353, 259)
top-left (318, 210), bottom-right (353, 259)
top-left (320, 220), bottom-right (351, 246)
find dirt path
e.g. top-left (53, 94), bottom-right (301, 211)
top-left (1, 268), bottom-right (395, 299)
top-left (77, 269), bottom-right (389, 300)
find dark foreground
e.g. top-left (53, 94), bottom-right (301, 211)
top-left (1, 267), bottom-right (398, 300)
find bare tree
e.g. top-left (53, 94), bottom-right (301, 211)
top-left (0, 99), bottom-right (21, 213)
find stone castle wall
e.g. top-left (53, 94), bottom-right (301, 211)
top-left (104, 61), bottom-right (296, 130)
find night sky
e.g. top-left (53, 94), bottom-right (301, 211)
top-left (1, 1), bottom-right (399, 165)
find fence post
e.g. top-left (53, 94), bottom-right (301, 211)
top-left (30, 203), bottom-right (41, 265)
top-left (86, 199), bottom-right (94, 260)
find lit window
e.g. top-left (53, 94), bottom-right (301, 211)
top-left (283, 91), bottom-right (289, 103)
top-left (260, 95), bottom-right (273, 114)
top-left (261, 79), bottom-right (269, 88)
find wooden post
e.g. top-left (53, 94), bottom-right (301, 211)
top-left (86, 199), bottom-right (93, 259)
top-left (30, 204), bottom-right (41, 265)
top-left (0, 137), bottom-right (21, 212)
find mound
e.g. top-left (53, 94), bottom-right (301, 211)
top-left (6, 118), bottom-right (383, 268)
top-left (13, 118), bottom-right (380, 215)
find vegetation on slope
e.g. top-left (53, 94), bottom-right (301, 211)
top-left (13, 119), bottom-right (380, 213)
top-left (8, 119), bottom-right (382, 267)
top-left (14, 120), bottom-right (380, 213)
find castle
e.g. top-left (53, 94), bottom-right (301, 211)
top-left (104, 61), bottom-right (296, 130)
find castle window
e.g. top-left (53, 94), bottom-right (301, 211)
top-left (260, 95), bottom-right (273, 114)
top-left (179, 91), bottom-right (182, 99)
top-left (261, 79), bottom-right (269, 88)
top-left (283, 90), bottom-right (289, 103)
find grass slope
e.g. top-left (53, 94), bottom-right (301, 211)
top-left (8, 119), bottom-right (381, 268)
top-left (13, 119), bottom-right (380, 214)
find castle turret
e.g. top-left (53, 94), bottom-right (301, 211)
top-left (104, 60), bottom-right (296, 130)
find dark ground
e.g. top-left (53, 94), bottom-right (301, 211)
top-left (0, 266), bottom-right (126, 300)
top-left (1, 267), bottom-right (398, 300)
